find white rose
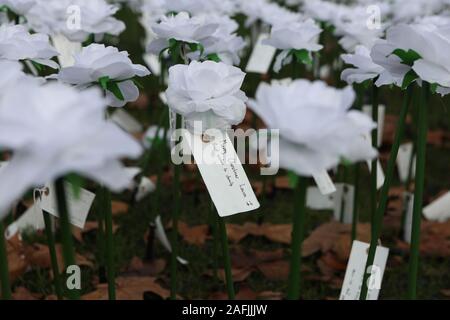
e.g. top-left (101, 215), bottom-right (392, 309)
top-left (25, 0), bottom-right (125, 42)
top-left (248, 80), bottom-right (377, 176)
top-left (54, 44), bottom-right (150, 107)
top-left (166, 60), bottom-right (248, 131)
top-left (0, 82), bottom-right (142, 216)
top-left (0, 24), bottom-right (59, 68)
top-left (341, 45), bottom-right (390, 85)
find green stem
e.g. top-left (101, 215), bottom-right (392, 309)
top-left (43, 212), bottom-right (63, 299)
top-left (217, 216), bottom-right (235, 299)
top-left (209, 202), bottom-right (219, 283)
top-left (99, 186), bottom-right (115, 300)
top-left (360, 86), bottom-right (413, 300)
top-left (0, 221), bottom-right (11, 300)
top-left (287, 176), bottom-right (307, 300)
top-left (370, 84), bottom-right (379, 233)
top-left (54, 178), bottom-right (80, 300)
top-left (170, 114), bottom-right (182, 300)
top-left (351, 163), bottom-right (360, 242)
top-left (407, 82), bottom-right (429, 299)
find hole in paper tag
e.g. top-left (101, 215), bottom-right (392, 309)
top-left (38, 182), bottom-right (95, 229)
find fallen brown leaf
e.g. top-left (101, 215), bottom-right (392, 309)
top-left (83, 276), bottom-right (171, 300)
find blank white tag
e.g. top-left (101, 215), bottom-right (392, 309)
top-left (111, 109), bottom-right (143, 134)
top-left (38, 182), bottom-right (95, 229)
top-left (396, 142), bottom-right (416, 183)
top-left (5, 204), bottom-right (45, 239)
top-left (184, 130), bottom-right (260, 217)
top-left (155, 216), bottom-right (188, 265)
top-left (403, 192), bottom-right (414, 243)
top-left (363, 105), bottom-right (385, 147)
top-left (245, 33), bottom-right (276, 74)
top-left (312, 170), bottom-right (336, 195)
top-left (363, 132), bottom-right (385, 189)
top-left (423, 191), bottom-right (450, 222)
top-left (333, 183), bottom-right (355, 224)
top-left (340, 240), bottom-right (389, 300)
top-left (159, 92), bottom-right (168, 105)
top-left (135, 177), bottom-right (156, 202)
top-left (51, 34), bottom-right (81, 67)
top-left (143, 53), bottom-right (161, 76)
top-left (306, 186), bottom-right (334, 210)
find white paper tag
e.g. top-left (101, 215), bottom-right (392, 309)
top-left (312, 170), bottom-right (336, 195)
top-left (306, 186), bottom-right (334, 210)
top-left (403, 192), bottom-right (414, 243)
top-left (143, 53), bottom-right (161, 76)
top-left (366, 159), bottom-right (385, 189)
top-left (135, 177), bottom-right (156, 202)
top-left (5, 204), bottom-right (45, 239)
top-left (155, 216), bottom-right (188, 265)
top-left (363, 105), bottom-right (385, 147)
top-left (38, 182), bottom-right (95, 229)
top-left (245, 33), bottom-right (276, 74)
top-left (51, 34), bottom-right (82, 67)
top-left (423, 191), bottom-right (450, 222)
top-left (111, 109), bottom-right (143, 134)
top-left (363, 132), bottom-right (385, 190)
top-left (333, 183), bottom-right (355, 224)
top-left (396, 142), bottom-right (416, 183)
top-left (340, 240), bottom-right (389, 300)
top-left (159, 92), bottom-right (168, 105)
top-left (184, 130), bottom-right (260, 217)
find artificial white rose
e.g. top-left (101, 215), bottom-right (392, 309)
top-left (263, 19), bottom-right (323, 72)
top-left (25, 0), bottom-right (125, 42)
top-left (410, 24), bottom-right (450, 89)
top-left (165, 60), bottom-right (248, 131)
top-left (0, 60), bottom-right (44, 96)
top-left (248, 80), bottom-right (377, 176)
top-left (147, 12), bottom-right (219, 55)
top-left (370, 23), bottom-right (444, 88)
top-left (0, 82), bottom-right (143, 216)
top-left (341, 45), bottom-right (393, 85)
top-left (302, 0), bottom-right (343, 24)
top-left (0, 24), bottom-right (59, 69)
top-left (240, 0), bottom-right (300, 27)
top-left (333, 6), bottom-right (385, 53)
top-left (390, 0), bottom-right (446, 23)
top-left (54, 44), bottom-right (150, 107)
top-left (187, 14), bottom-right (246, 65)
top-left (165, 0), bottom-right (237, 16)
top-left (0, 0), bottom-right (36, 15)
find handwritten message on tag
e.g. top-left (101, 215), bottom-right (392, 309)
top-left (245, 33), bottom-right (276, 74)
top-left (184, 130), bottom-right (260, 217)
top-left (340, 240), bottom-right (389, 300)
top-left (423, 191), bottom-right (450, 222)
top-left (37, 182), bottom-right (95, 229)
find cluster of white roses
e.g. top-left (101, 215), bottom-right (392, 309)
top-left (339, 1), bottom-right (450, 96)
top-left (0, 0), bottom-right (154, 216)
